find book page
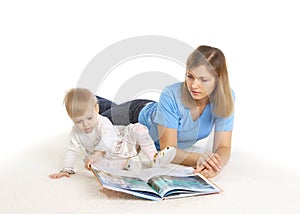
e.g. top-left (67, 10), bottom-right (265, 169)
top-left (92, 163), bottom-right (194, 181)
top-left (96, 170), bottom-right (156, 193)
top-left (121, 177), bottom-right (157, 192)
top-left (147, 176), bottom-right (172, 197)
top-left (138, 164), bottom-right (194, 181)
top-left (148, 174), bottom-right (221, 198)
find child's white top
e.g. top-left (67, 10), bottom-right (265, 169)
top-left (62, 115), bottom-right (139, 171)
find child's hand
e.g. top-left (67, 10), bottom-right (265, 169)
top-left (49, 171), bottom-right (71, 179)
top-left (85, 151), bottom-right (104, 170)
top-left (85, 159), bottom-right (93, 170)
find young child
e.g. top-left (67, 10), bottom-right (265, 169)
top-left (49, 88), bottom-right (176, 179)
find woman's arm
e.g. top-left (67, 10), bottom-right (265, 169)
top-left (158, 124), bottom-right (201, 167)
top-left (213, 131), bottom-right (232, 167)
top-left (159, 123), bottom-right (232, 178)
top-left (195, 131), bottom-right (232, 177)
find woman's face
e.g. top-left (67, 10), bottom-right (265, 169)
top-left (185, 65), bottom-right (217, 101)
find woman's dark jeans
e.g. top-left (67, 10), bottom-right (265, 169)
top-left (96, 96), bottom-right (154, 125)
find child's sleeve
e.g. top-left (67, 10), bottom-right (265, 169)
top-left (95, 116), bottom-right (120, 152)
top-left (62, 131), bottom-right (81, 172)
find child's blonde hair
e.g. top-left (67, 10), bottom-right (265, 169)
top-left (64, 88), bottom-right (97, 118)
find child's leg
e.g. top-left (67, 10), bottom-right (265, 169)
top-left (133, 124), bottom-right (157, 160)
top-left (133, 124), bottom-right (176, 166)
top-left (153, 146), bottom-right (176, 167)
top-left (124, 155), bottom-right (142, 174)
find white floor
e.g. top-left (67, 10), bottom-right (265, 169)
top-left (1, 131), bottom-right (300, 214)
top-left (1, 1), bottom-right (300, 213)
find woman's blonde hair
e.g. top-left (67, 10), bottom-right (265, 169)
top-left (181, 45), bottom-right (234, 117)
top-left (64, 88), bottom-right (97, 118)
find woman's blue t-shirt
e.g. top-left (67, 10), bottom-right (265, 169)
top-left (138, 82), bottom-right (235, 150)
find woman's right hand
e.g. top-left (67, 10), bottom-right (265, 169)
top-left (194, 153), bottom-right (222, 178)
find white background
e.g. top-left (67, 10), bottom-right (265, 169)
top-left (0, 0), bottom-right (299, 172)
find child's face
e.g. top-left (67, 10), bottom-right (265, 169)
top-left (72, 103), bottom-right (98, 134)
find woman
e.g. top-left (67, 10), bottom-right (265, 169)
top-left (98, 45), bottom-right (234, 178)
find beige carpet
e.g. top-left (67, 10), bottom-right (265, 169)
top-left (1, 132), bottom-right (300, 214)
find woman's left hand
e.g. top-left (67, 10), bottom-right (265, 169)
top-left (194, 153), bottom-right (222, 178)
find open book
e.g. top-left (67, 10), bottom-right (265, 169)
top-left (91, 164), bottom-right (222, 201)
